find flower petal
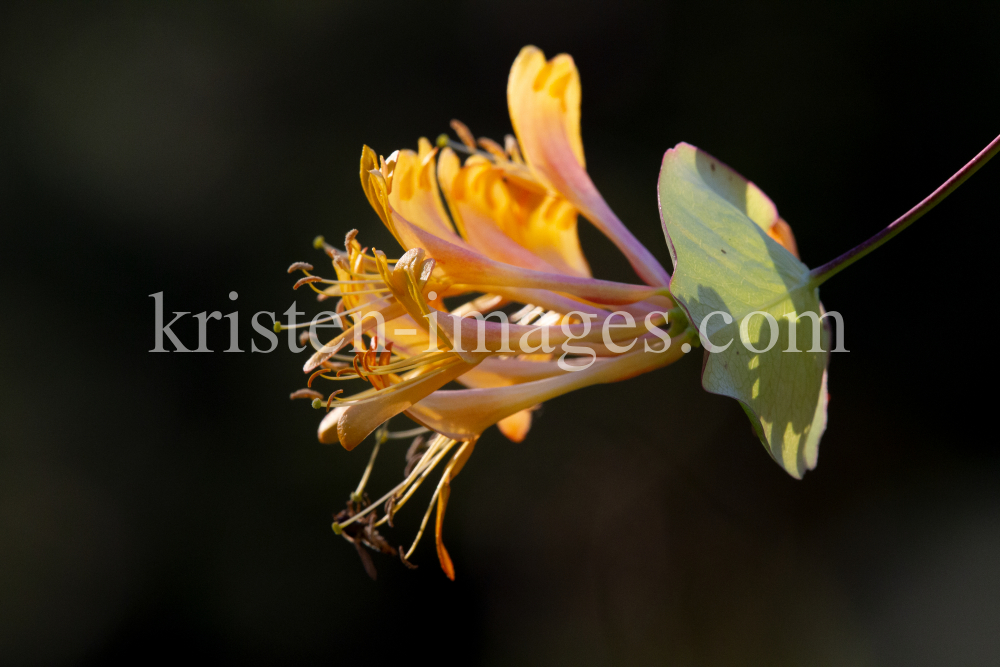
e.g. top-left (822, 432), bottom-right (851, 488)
top-left (407, 341), bottom-right (689, 440)
top-left (439, 148), bottom-right (591, 277)
top-left (325, 357), bottom-right (484, 451)
top-left (497, 408), bottom-right (533, 442)
top-left (388, 142), bottom-right (461, 242)
top-left (508, 46), bottom-right (670, 286)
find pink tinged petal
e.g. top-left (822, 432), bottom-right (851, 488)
top-left (456, 356), bottom-right (571, 388)
top-left (384, 201), bottom-right (662, 305)
top-left (323, 357), bottom-right (485, 451)
top-left (364, 160), bottom-right (659, 305)
top-left (507, 46), bottom-right (670, 287)
top-left (407, 344), bottom-right (687, 440)
top-left (429, 306), bottom-right (657, 355)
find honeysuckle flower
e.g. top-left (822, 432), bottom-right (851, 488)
top-left (282, 45), bottom-right (799, 580)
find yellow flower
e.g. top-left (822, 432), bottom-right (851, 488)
top-left (282, 46), bottom-right (770, 580)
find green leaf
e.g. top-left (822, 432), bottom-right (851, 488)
top-left (658, 143), bottom-right (830, 478)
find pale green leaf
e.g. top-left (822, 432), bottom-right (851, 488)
top-left (658, 143), bottom-right (830, 478)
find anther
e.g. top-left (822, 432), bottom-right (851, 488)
top-left (399, 548), bottom-right (418, 570)
top-left (287, 261), bottom-right (314, 274)
top-left (307, 368), bottom-right (335, 387)
top-left (290, 388), bottom-right (324, 401)
top-left (293, 276), bottom-right (324, 290)
top-left (326, 389), bottom-right (344, 409)
top-left (450, 119), bottom-right (477, 150)
top-left (477, 136), bottom-right (507, 160)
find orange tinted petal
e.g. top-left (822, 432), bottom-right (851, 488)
top-left (497, 408), bottom-right (533, 442)
top-left (508, 46), bottom-right (669, 286)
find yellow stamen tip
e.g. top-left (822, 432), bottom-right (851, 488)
top-left (331, 522), bottom-right (343, 535)
top-left (273, 322), bottom-right (284, 333)
top-left (313, 235), bottom-right (325, 249)
top-left (436, 134), bottom-right (449, 148)
top-left (311, 398), bottom-right (324, 410)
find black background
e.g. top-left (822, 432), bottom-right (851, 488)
top-left (2, 2), bottom-right (998, 665)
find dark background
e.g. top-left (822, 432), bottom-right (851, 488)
top-left (2, 2), bottom-right (998, 665)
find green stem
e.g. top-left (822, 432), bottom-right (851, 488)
top-left (809, 133), bottom-right (1000, 287)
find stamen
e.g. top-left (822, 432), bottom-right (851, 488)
top-left (351, 424), bottom-right (387, 500)
top-left (386, 426), bottom-right (429, 440)
top-left (278, 297), bottom-right (392, 333)
top-left (293, 276), bottom-right (325, 290)
top-left (399, 549), bottom-right (419, 570)
top-left (505, 134), bottom-right (524, 164)
top-left (289, 388), bottom-right (323, 401)
top-left (477, 137), bottom-right (507, 161)
top-left (334, 435), bottom-right (454, 532)
top-left (404, 440), bottom-right (471, 561)
top-left (307, 368), bottom-right (337, 387)
top-left (450, 119), bottom-right (477, 150)
top-left (325, 389), bottom-right (344, 409)
top-left (517, 305), bottom-right (546, 325)
top-left (436, 137), bottom-right (496, 163)
top-left (382, 439), bottom-right (457, 523)
top-left (287, 261), bottom-right (315, 273)
top-left (313, 235), bottom-right (338, 259)
top-left (510, 303), bottom-right (536, 322)
top-left (404, 483), bottom-right (442, 560)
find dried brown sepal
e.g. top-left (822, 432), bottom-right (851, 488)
top-left (335, 500), bottom-right (392, 580)
top-left (383, 495), bottom-right (397, 528)
top-left (354, 541), bottom-right (378, 580)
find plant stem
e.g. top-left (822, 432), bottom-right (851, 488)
top-left (809, 133), bottom-right (1000, 287)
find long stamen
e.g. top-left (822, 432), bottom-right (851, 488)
top-left (351, 423), bottom-right (388, 500)
top-left (403, 441), bottom-right (468, 559)
top-left (386, 426), bottom-right (429, 440)
top-left (334, 435), bottom-right (452, 532)
top-left (377, 438), bottom-right (458, 525)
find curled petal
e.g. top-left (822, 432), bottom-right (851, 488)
top-left (389, 143), bottom-right (461, 242)
top-left (508, 46), bottom-right (670, 286)
top-left (322, 357), bottom-right (484, 451)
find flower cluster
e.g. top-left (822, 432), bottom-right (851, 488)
top-left (283, 46), bottom-right (798, 578)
